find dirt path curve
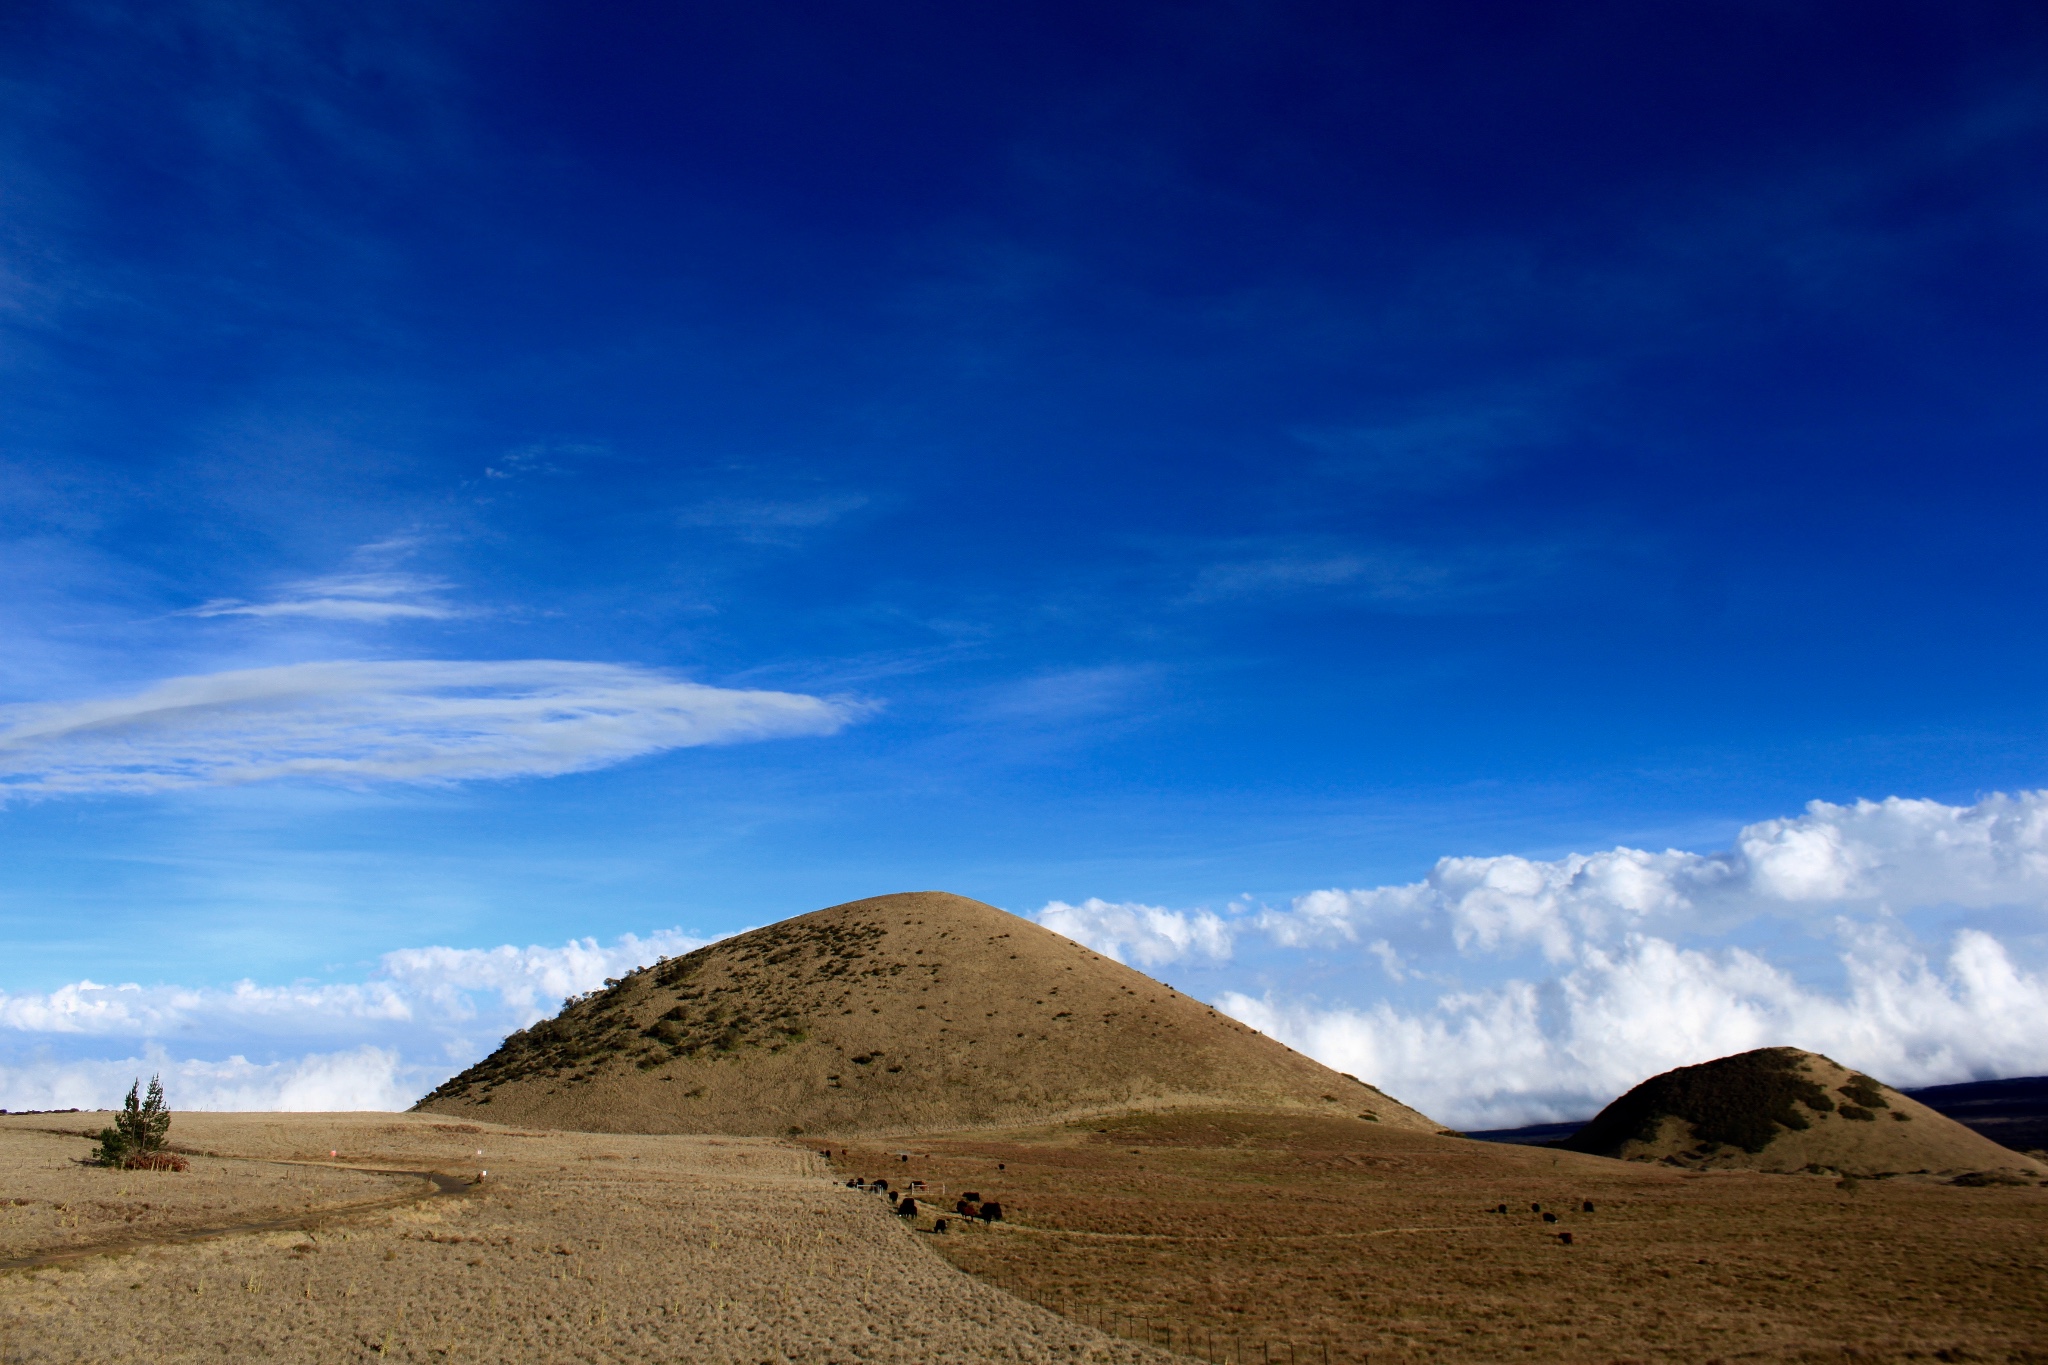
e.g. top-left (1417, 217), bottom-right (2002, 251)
top-left (0, 1162), bottom-right (471, 1272)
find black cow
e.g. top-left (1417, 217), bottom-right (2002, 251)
top-left (1530, 1203), bottom-right (1541, 1212)
top-left (897, 1197), bottom-right (918, 1219)
top-left (980, 1200), bottom-right (1003, 1224)
top-left (956, 1199), bottom-right (979, 1217)
top-left (1541, 1212), bottom-right (1557, 1224)
top-left (1494, 1204), bottom-right (1508, 1214)
top-left (1581, 1201), bottom-right (1595, 1213)
top-left (934, 1217), bottom-right (949, 1234)
top-left (1558, 1232), bottom-right (1574, 1246)
top-left (962, 1191), bottom-right (981, 1202)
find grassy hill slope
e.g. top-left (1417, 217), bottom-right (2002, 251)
top-left (414, 891), bottom-right (1436, 1136)
top-left (1561, 1047), bottom-right (2047, 1178)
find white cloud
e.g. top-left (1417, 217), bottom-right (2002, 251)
top-left (1255, 792), bottom-right (2048, 960)
top-left (0, 659), bottom-right (869, 795)
top-left (182, 564), bottom-right (462, 626)
top-left (0, 1047), bottom-right (416, 1113)
top-left (1219, 925), bottom-right (2048, 1131)
top-left (0, 929), bottom-right (711, 1112)
top-left (182, 571), bottom-right (457, 622)
top-left (1055, 792), bottom-right (2048, 1129)
top-left (1036, 898), bottom-right (1234, 969)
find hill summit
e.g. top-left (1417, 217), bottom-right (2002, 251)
top-left (1561, 1047), bottom-right (2047, 1178)
top-left (415, 891), bottom-right (1436, 1136)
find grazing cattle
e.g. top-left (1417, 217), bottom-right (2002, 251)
top-left (875, 1179), bottom-right (890, 1193)
top-left (956, 1199), bottom-right (979, 1217)
top-left (1494, 1204), bottom-right (1508, 1214)
top-left (1581, 1201), bottom-right (1595, 1213)
top-left (1541, 1212), bottom-right (1558, 1224)
top-left (980, 1201), bottom-right (1004, 1224)
top-left (1530, 1203), bottom-right (1541, 1212)
top-left (846, 1179), bottom-right (862, 1189)
top-left (898, 1197), bottom-right (918, 1218)
top-left (963, 1191), bottom-right (981, 1202)
top-left (1558, 1232), bottom-right (1574, 1246)
top-left (934, 1218), bottom-right (949, 1234)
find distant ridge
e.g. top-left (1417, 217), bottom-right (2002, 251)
top-left (415, 891), bottom-right (1439, 1136)
top-left (1559, 1047), bottom-right (2047, 1178)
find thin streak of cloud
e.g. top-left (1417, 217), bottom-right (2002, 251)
top-left (180, 571), bottom-right (457, 623)
top-left (677, 494), bottom-right (871, 545)
top-left (0, 659), bottom-right (870, 796)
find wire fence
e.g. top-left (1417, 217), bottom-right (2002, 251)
top-left (1006, 1284), bottom-right (1341, 1364)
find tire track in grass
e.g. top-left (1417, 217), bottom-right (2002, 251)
top-left (0, 1164), bottom-right (473, 1272)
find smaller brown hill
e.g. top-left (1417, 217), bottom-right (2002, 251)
top-left (414, 892), bottom-right (1438, 1137)
top-left (1561, 1047), bottom-right (2048, 1179)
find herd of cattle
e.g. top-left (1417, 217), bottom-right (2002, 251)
top-left (826, 1152), bottom-right (1589, 1246)
top-left (839, 1172), bottom-right (1003, 1234)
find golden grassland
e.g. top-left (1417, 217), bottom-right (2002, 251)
top-left (0, 1112), bottom-right (1172, 1364)
top-left (833, 1110), bottom-right (2048, 1365)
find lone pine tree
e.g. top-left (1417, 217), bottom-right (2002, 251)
top-left (93, 1074), bottom-right (175, 1168)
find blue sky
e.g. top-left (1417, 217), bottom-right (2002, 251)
top-left (3, 1), bottom-right (2047, 1124)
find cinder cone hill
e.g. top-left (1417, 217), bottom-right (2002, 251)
top-left (415, 891), bottom-right (1437, 1136)
top-left (1561, 1047), bottom-right (2048, 1178)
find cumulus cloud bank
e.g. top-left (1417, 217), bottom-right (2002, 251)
top-left (1036, 898), bottom-right (1232, 969)
top-left (0, 929), bottom-right (708, 1112)
top-left (0, 659), bottom-right (866, 795)
top-left (1037, 791), bottom-right (2048, 1129)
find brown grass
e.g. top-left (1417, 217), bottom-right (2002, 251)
top-left (1565, 1049), bottom-right (2048, 1178)
top-left (829, 1109), bottom-right (2048, 1365)
top-left (0, 1111), bottom-right (1174, 1364)
top-left (417, 892), bottom-right (1435, 1137)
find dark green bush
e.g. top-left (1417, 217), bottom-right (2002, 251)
top-left (1838, 1075), bottom-right (1888, 1109)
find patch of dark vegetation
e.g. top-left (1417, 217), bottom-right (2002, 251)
top-left (1563, 1048), bottom-right (1834, 1155)
top-left (1838, 1075), bottom-right (1888, 1110)
top-left (1839, 1105), bottom-right (1877, 1122)
top-left (91, 1075), bottom-right (182, 1170)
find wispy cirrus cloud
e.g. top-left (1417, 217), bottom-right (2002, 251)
top-left (677, 494), bottom-right (871, 545)
top-left (180, 571), bottom-right (457, 622)
top-left (0, 659), bottom-right (869, 796)
top-left (1183, 539), bottom-right (1560, 609)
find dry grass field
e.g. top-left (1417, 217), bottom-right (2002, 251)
top-left (0, 1112), bottom-right (1173, 1364)
top-left (832, 1110), bottom-right (2048, 1365)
